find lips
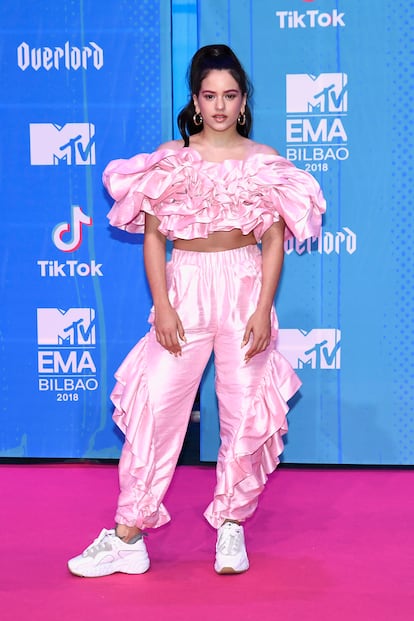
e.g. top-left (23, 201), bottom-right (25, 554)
top-left (213, 115), bottom-right (227, 121)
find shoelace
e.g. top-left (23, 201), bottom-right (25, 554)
top-left (218, 524), bottom-right (242, 555)
top-left (82, 529), bottom-right (115, 557)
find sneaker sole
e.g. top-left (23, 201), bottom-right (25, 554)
top-left (214, 564), bottom-right (249, 575)
top-left (68, 560), bottom-right (150, 578)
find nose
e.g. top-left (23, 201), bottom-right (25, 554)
top-left (215, 96), bottom-right (225, 110)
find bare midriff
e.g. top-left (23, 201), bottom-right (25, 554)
top-left (173, 229), bottom-right (256, 252)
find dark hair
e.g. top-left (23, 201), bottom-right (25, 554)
top-left (177, 44), bottom-right (253, 146)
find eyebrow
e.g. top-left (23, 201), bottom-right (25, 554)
top-left (200, 89), bottom-right (240, 94)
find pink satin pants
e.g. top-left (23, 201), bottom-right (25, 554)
top-left (111, 245), bottom-right (300, 530)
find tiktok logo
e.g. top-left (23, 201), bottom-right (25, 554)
top-left (275, 9), bottom-right (345, 29)
top-left (39, 206), bottom-right (101, 277)
top-left (52, 205), bottom-right (92, 252)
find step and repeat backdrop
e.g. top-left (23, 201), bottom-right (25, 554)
top-left (1, 0), bottom-right (412, 464)
top-left (0, 0), bottom-right (172, 458)
top-left (191, 0), bottom-right (413, 464)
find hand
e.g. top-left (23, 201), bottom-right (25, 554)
top-left (241, 309), bottom-right (271, 362)
top-left (154, 305), bottom-right (186, 356)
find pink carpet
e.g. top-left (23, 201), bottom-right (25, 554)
top-left (2, 464), bottom-right (413, 621)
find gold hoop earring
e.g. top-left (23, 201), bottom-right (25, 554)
top-left (193, 113), bottom-right (203, 127)
top-left (237, 112), bottom-right (246, 126)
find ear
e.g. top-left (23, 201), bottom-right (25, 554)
top-left (241, 92), bottom-right (247, 114)
top-left (192, 94), bottom-right (199, 113)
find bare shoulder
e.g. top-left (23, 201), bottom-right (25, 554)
top-left (156, 139), bottom-right (184, 152)
top-left (249, 141), bottom-right (280, 156)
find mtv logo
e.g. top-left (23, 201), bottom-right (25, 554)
top-left (286, 74), bottom-right (348, 114)
top-left (278, 329), bottom-right (341, 369)
top-left (37, 308), bottom-right (96, 346)
top-left (29, 123), bottom-right (95, 165)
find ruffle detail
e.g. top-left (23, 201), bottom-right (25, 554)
top-left (204, 347), bottom-right (302, 529)
top-left (111, 334), bottom-right (170, 529)
top-left (103, 147), bottom-right (326, 242)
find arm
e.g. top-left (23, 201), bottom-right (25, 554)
top-left (144, 213), bottom-right (185, 355)
top-left (242, 218), bottom-right (285, 362)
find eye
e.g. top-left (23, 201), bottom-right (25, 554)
top-left (204, 94), bottom-right (215, 100)
top-left (225, 94), bottom-right (237, 100)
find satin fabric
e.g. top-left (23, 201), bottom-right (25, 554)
top-left (113, 246), bottom-right (301, 530)
top-left (103, 147), bottom-right (326, 243)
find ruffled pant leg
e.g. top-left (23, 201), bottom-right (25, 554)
top-left (202, 247), bottom-right (302, 529)
top-left (204, 333), bottom-right (301, 528)
top-left (114, 327), bottom-right (214, 530)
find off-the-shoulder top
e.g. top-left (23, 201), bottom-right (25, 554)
top-left (103, 147), bottom-right (326, 242)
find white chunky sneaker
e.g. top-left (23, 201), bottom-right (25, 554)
top-left (68, 528), bottom-right (150, 577)
top-left (214, 522), bottom-right (249, 574)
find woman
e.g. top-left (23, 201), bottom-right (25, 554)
top-left (68, 44), bottom-right (325, 577)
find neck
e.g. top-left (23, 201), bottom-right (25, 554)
top-left (194, 128), bottom-right (243, 149)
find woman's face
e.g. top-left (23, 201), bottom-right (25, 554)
top-left (193, 69), bottom-right (246, 133)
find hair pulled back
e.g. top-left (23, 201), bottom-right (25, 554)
top-left (177, 44), bottom-right (252, 146)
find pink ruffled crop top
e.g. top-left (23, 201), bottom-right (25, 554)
top-left (103, 147), bottom-right (326, 242)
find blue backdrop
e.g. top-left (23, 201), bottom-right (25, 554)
top-left (1, 0), bottom-right (413, 465)
top-left (0, 0), bottom-right (171, 458)
top-left (173, 0), bottom-right (414, 465)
